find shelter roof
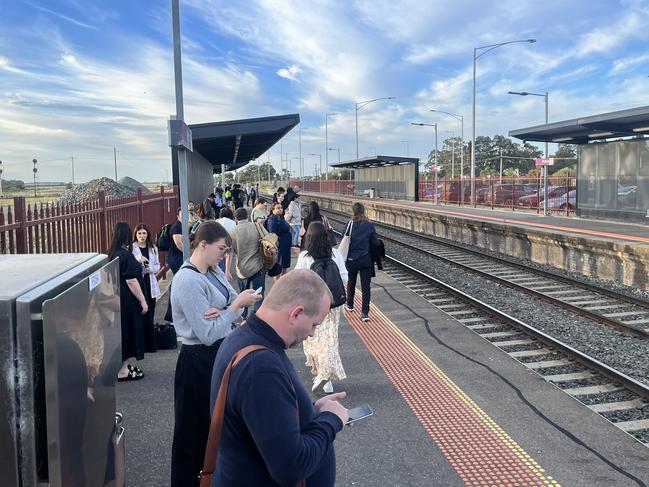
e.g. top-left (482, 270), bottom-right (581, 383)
top-left (331, 155), bottom-right (419, 169)
top-left (189, 114), bottom-right (300, 172)
top-left (509, 105), bottom-right (649, 144)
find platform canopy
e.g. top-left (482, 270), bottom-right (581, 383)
top-left (189, 113), bottom-right (300, 172)
top-left (509, 105), bottom-right (649, 145)
top-left (331, 155), bottom-right (420, 168)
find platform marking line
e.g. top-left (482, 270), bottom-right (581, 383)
top-left (344, 299), bottom-right (560, 486)
top-left (373, 199), bottom-right (649, 245)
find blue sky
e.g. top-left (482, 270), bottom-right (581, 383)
top-left (1, 0), bottom-right (649, 183)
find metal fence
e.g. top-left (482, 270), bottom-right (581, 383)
top-left (289, 176), bottom-right (576, 216)
top-left (0, 187), bottom-right (179, 260)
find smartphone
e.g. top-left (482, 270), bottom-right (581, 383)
top-left (345, 404), bottom-right (373, 425)
top-left (254, 286), bottom-right (263, 294)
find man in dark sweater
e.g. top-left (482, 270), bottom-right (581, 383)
top-left (210, 269), bottom-right (348, 486)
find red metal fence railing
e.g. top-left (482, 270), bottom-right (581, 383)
top-left (0, 186), bottom-right (179, 259)
top-left (288, 176), bottom-right (576, 216)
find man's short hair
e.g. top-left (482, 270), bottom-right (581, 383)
top-left (263, 269), bottom-right (332, 316)
top-left (208, 193), bottom-right (216, 198)
top-left (235, 207), bottom-right (248, 221)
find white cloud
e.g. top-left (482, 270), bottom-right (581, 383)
top-left (611, 53), bottom-right (649, 73)
top-left (277, 65), bottom-right (302, 82)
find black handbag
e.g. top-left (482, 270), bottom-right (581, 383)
top-left (267, 262), bottom-right (282, 277)
top-left (155, 323), bottom-right (178, 350)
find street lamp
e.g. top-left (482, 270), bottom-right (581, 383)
top-left (325, 113), bottom-right (337, 180)
top-left (411, 122), bottom-right (438, 203)
top-left (508, 90), bottom-right (549, 214)
top-left (355, 97), bottom-right (395, 158)
top-left (308, 153), bottom-right (322, 192)
top-left (32, 158), bottom-right (38, 198)
top-left (471, 38), bottom-right (536, 204)
top-left (0, 160), bottom-right (3, 197)
top-left (431, 109), bottom-right (465, 203)
top-left (329, 147), bottom-right (341, 163)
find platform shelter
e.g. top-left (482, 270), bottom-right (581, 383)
top-left (171, 114), bottom-right (300, 201)
top-left (510, 105), bottom-right (649, 222)
top-left (331, 155), bottom-right (420, 201)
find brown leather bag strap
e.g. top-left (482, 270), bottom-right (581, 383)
top-left (200, 345), bottom-right (268, 486)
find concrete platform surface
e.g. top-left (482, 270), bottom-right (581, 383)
top-left (118, 262), bottom-right (649, 486)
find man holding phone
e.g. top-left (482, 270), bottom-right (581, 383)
top-left (209, 270), bottom-right (348, 486)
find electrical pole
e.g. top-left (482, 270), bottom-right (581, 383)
top-left (71, 156), bottom-right (75, 186)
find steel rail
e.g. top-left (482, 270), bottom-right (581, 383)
top-left (323, 209), bottom-right (649, 338)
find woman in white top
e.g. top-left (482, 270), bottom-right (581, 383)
top-left (294, 221), bottom-right (348, 393)
top-left (285, 192), bottom-right (302, 247)
top-left (132, 223), bottom-right (161, 334)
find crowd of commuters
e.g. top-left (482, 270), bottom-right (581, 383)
top-left (107, 182), bottom-right (381, 486)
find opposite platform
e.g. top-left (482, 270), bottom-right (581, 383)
top-left (306, 192), bottom-right (649, 290)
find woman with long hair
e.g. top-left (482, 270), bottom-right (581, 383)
top-left (132, 223), bottom-right (161, 342)
top-left (343, 202), bottom-right (379, 322)
top-left (170, 221), bottom-right (260, 487)
top-left (108, 221), bottom-right (153, 381)
top-left (295, 221), bottom-right (347, 393)
top-left (300, 201), bottom-right (335, 249)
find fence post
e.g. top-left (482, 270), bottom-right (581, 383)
top-left (137, 187), bottom-right (144, 223)
top-left (98, 190), bottom-right (108, 253)
top-left (14, 196), bottom-right (27, 254)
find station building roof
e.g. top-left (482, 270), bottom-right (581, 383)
top-left (189, 114), bottom-right (300, 172)
top-left (330, 155), bottom-right (420, 168)
top-left (509, 105), bottom-right (649, 144)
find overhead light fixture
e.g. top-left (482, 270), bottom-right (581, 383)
top-left (552, 137), bottom-right (573, 142)
top-left (632, 126), bottom-right (649, 133)
top-left (588, 131), bottom-right (614, 138)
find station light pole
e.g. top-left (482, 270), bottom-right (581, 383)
top-left (472, 38), bottom-right (536, 204)
top-left (411, 122), bottom-right (438, 203)
top-left (329, 147), bottom-right (341, 163)
top-left (325, 113), bottom-right (337, 180)
top-left (508, 90), bottom-right (549, 214)
top-left (0, 160), bottom-right (3, 197)
top-left (431, 109), bottom-right (464, 202)
top-left (355, 97), bottom-right (395, 159)
top-left (309, 153), bottom-right (322, 192)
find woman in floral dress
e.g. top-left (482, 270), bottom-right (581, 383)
top-left (295, 221), bottom-right (348, 393)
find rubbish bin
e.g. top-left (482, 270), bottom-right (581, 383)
top-left (369, 188), bottom-right (375, 198)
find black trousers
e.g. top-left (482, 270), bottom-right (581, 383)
top-left (346, 254), bottom-right (373, 315)
top-left (171, 341), bottom-right (223, 487)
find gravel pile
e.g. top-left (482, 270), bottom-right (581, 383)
top-left (119, 176), bottom-right (151, 194)
top-left (59, 177), bottom-right (136, 204)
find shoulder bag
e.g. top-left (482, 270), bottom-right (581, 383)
top-left (199, 345), bottom-right (305, 487)
top-left (337, 220), bottom-right (353, 261)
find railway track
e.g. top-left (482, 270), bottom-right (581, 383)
top-left (382, 255), bottom-right (649, 444)
top-left (323, 209), bottom-right (649, 338)
top-left (313, 210), bottom-right (649, 444)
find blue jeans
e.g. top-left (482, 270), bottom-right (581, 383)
top-left (241, 268), bottom-right (265, 317)
top-left (291, 224), bottom-right (301, 246)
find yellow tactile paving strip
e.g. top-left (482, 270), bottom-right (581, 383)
top-left (345, 298), bottom-right (560, 486)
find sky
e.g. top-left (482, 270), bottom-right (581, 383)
top-left (1, 0), bottom-right (649, 184)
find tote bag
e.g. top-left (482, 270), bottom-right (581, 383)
top-left (337, 221), bottom-right (353, 261)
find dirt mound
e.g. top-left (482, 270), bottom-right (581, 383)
top-left (58, 177), bottom-right (136, 204)
top-left (119, 176), bottom-right (151, 194)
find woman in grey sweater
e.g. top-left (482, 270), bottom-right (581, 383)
top-left (170, 221), bottom-right (260, 487)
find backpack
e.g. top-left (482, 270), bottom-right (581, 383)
top-left (156, 223), bottom-right (173, 251)
top-left (310, 257), bottom-right (346, 308)
top-left (255, 222), bottom-right (279, 270)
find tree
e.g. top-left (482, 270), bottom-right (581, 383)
top-left (550, 144), bottom-right (577, 174)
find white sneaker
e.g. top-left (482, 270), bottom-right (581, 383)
top-left (323, 381), bottom-right (333, 394)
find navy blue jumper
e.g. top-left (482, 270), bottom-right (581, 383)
top-left (210, 312), bottom-right (343, 487)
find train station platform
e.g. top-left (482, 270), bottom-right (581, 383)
top-left (118, 259), bottom-right (649, 486)
top-left (305, 193), bottom-right (649, 290)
